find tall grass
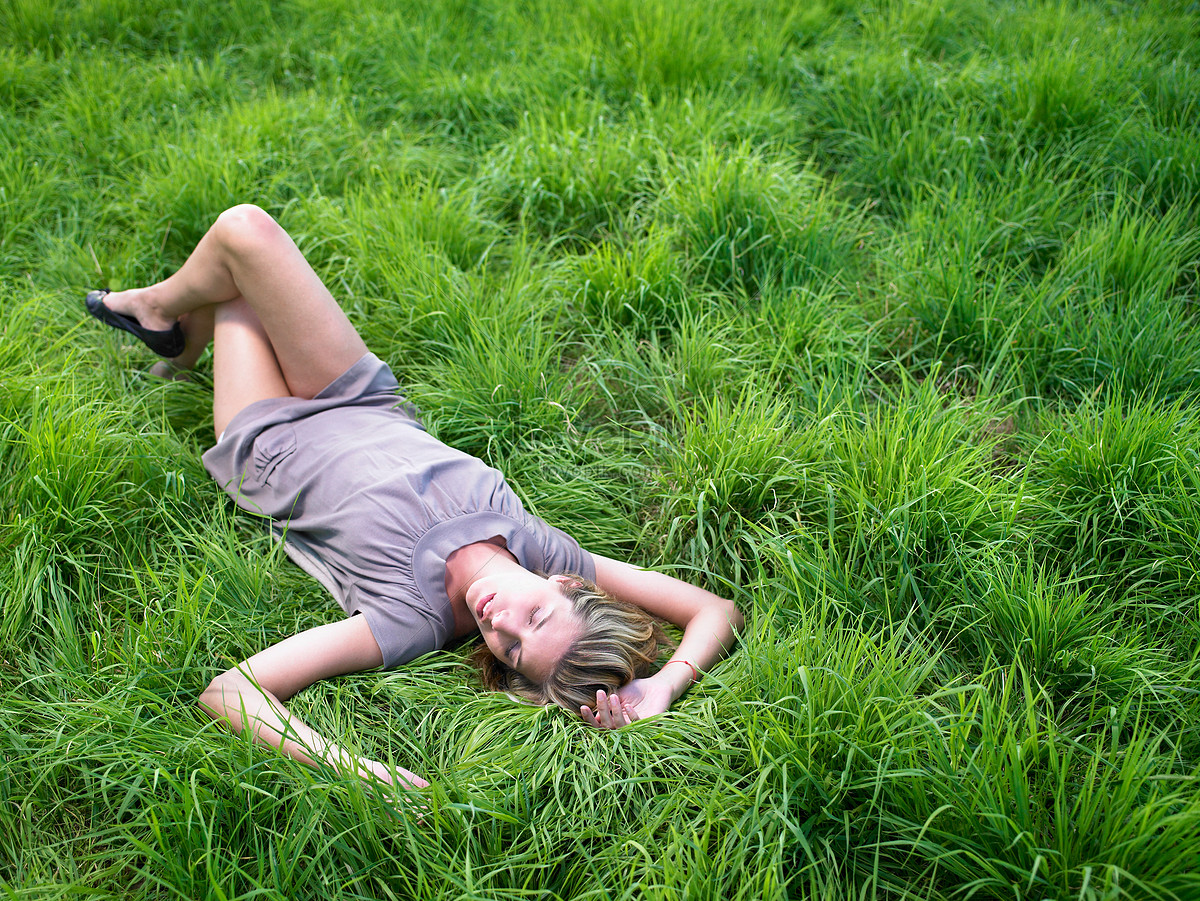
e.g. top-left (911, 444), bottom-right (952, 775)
top-left (3, 0), bottom-right (1200, 898)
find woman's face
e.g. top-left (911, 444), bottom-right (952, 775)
top-left (467, 571), bottom-right (583, 682)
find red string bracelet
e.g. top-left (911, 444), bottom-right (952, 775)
top-left (663, 659), bottom-right (699, 684)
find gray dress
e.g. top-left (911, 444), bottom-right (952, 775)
top-left (201, 353), bottom-right (595, 667)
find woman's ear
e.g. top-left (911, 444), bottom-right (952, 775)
top-left (550, 574), bottom-right (582, 589)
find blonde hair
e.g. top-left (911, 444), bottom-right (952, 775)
top-left (469, 575), bottom-right (672, 712)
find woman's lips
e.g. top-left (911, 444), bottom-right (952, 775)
top-left (475, 593), bottom-right (495, 620)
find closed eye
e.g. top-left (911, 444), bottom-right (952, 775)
top-left (528, 605), bottom-right (540, 625)
top-left (507, 640), bottom-right (520, 661)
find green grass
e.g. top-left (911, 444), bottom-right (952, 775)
top-left (3, 0), bottom-right (1200, 898)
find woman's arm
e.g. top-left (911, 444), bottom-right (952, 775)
top-left (582, 552), bottom-right (743, 728)
top-left (198, 616), bottom-right (429, 790)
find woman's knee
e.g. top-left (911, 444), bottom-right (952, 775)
top-left (213, 204), bottom-right (287, 259)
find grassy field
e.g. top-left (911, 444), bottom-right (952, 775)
top-left (3, 0), bottom-right (1200, 897)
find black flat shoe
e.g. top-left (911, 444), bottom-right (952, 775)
top-left (85, 289), bottom-right (186, 358)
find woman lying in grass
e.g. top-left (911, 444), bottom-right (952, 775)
top-left (85, 204), bottom-right (742, 791)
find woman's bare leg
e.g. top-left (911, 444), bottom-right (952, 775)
top-left (211, 299), bottom-right (290, 437)
top-left (98, 204), bottom-right (367, 400)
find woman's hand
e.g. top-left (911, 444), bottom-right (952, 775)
top-left (579, 674), bottom-right (676, 729)
top-left (580, 688), bottom-right (638, 729)
top-left (362, 757), bottom-right (430, 791)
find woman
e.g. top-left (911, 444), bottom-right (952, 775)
top-left (86, 204), bottom-right (742, 792)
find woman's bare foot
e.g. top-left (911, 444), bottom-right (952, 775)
top-left (100, 291), bottom-right (216, 374)
top-left (147, 360), bottom-right (193, 382)
top-left (99, 287), bottom-right (177, 333)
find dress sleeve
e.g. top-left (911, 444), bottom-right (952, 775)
top-left (350, 583), bottom-right (446, 669)
top-left (531, 519), bottom-right (597, 583)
